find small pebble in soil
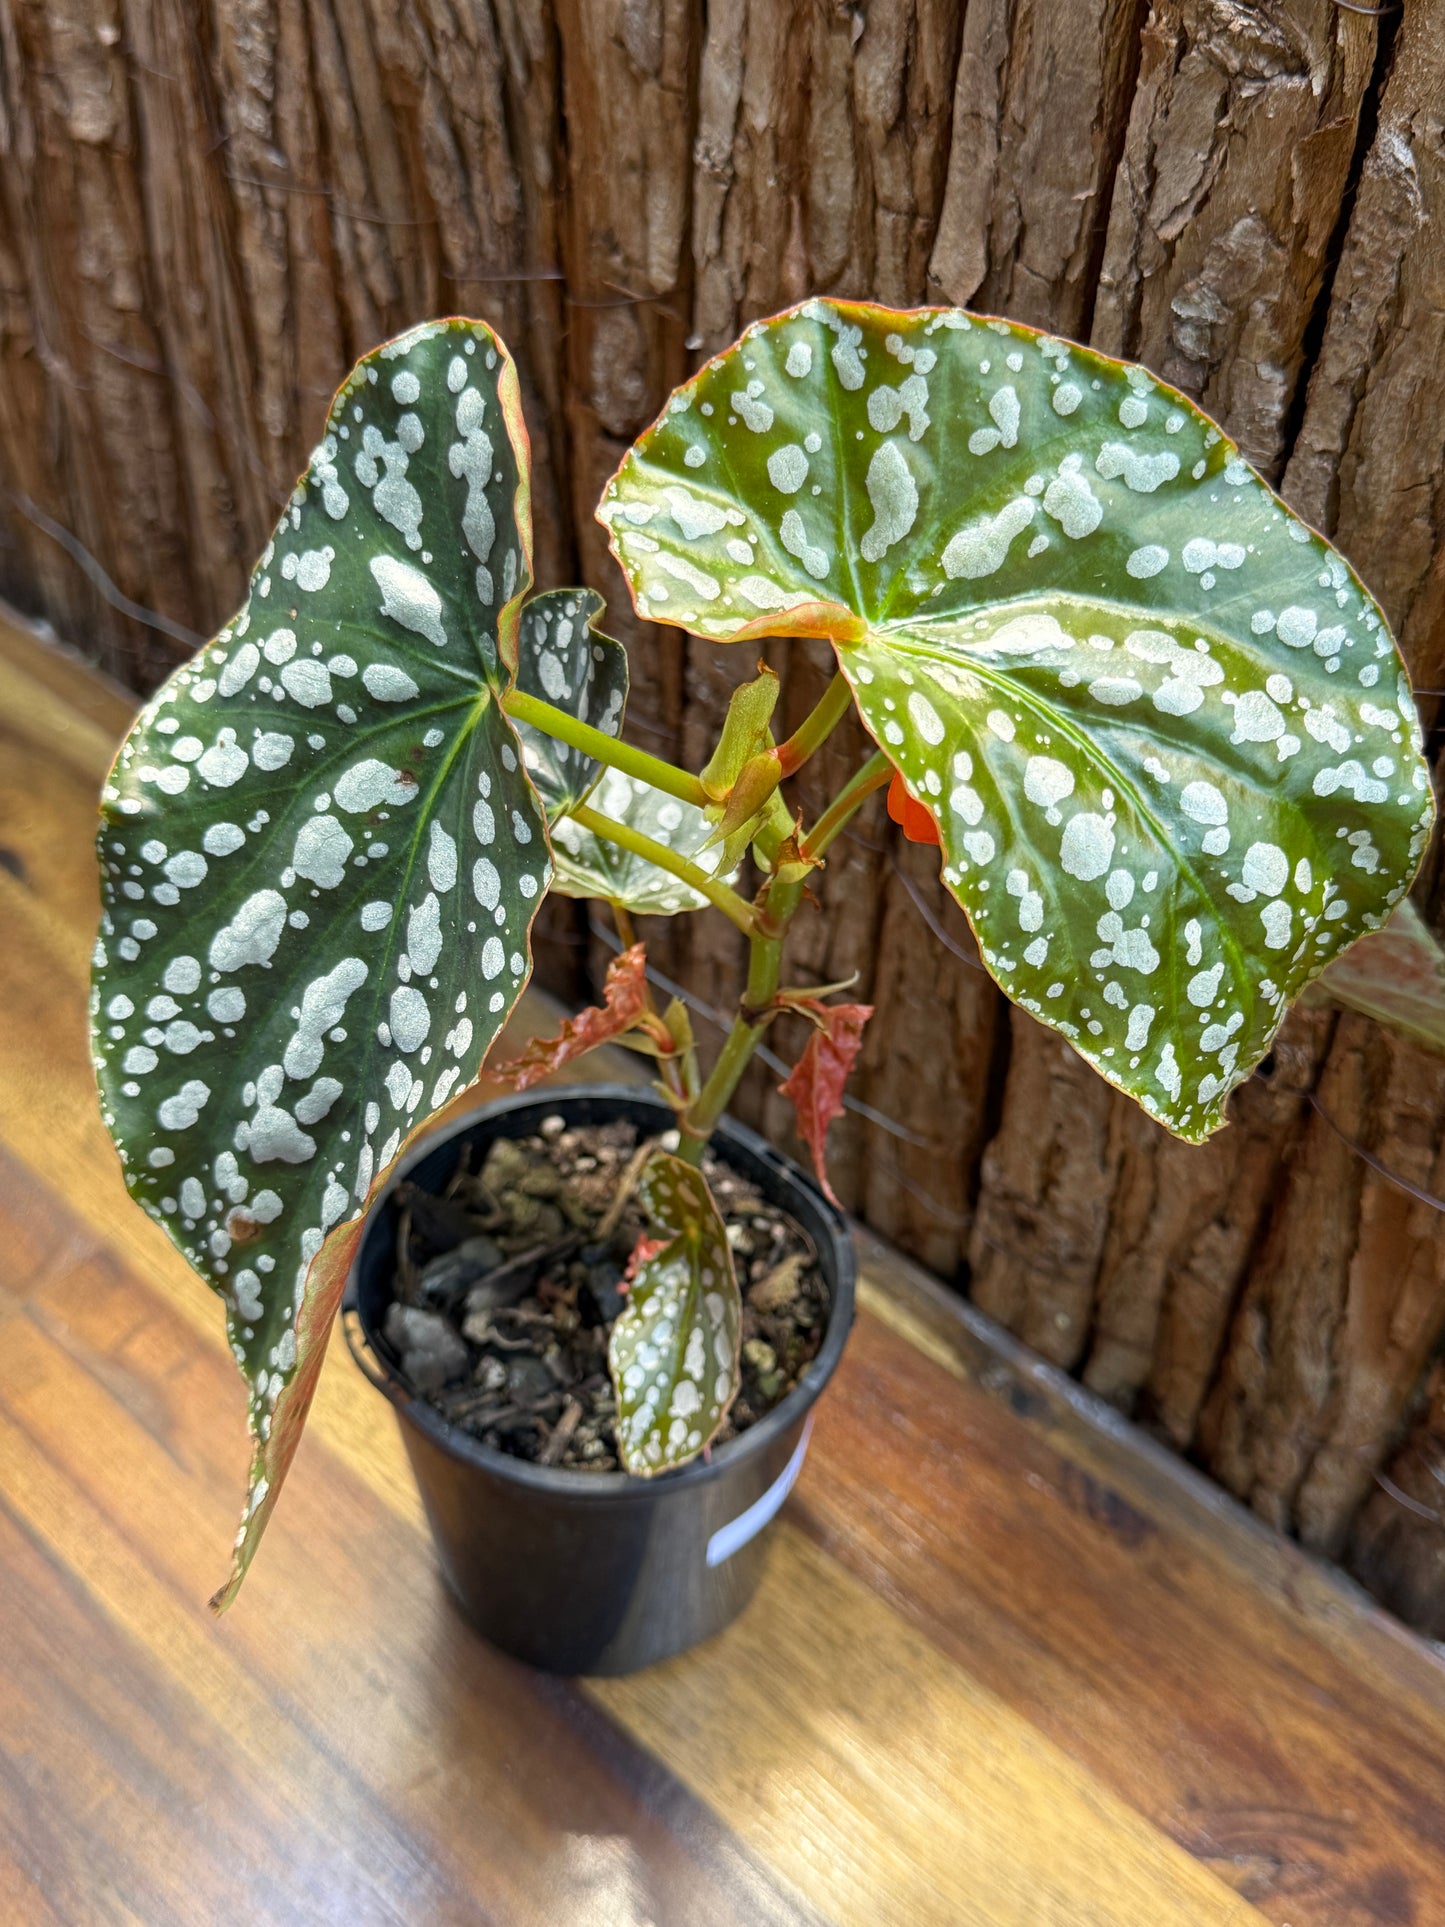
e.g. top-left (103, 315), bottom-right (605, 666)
top-left (382, 1305), bottom-right (470, 1395)
top-left (381, 1120), bottom-right (830, 1472)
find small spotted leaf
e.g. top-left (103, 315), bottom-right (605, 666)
top-left (512, 587), bottom-right (628, 820)
top-left (599, 299), bottom-right (1434, 1141)
top-left (91, 318), bottom-right (555, 1604)
top-left (550, 768), bottom-right (736, 916)
top-left (610, 1152), bottom-right (741, 1475)
top-left (1303, 899), bottom-right (1445, 1057)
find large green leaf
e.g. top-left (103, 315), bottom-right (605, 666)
top-left (610, 1151), bottom-right (741, 1474)
top-left (550, 767), bottom-right (734, 915)
top-left (512, 587), bottom-right (628, 819)
top-left (92, 318), bottom-right (555, 1602)
top-left (598, 299), bottom-right (1434, 1140)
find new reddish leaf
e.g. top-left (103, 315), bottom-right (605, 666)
top-left (778, 1001), bottom-right (873, 1206)
top-left (492, 944), bottom-right (650, 1091)
top-left (886, 768), bottom-right (941, 847)
top-left (1303, 899), bottom-right (1445, 1057)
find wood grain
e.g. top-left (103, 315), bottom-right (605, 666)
top-left (928, 0), bottom-right (1143, 337)
top-left (3, 0), bottom-right (1445, 1630)
top-left (1092, 0), bottom-right (1377, 478)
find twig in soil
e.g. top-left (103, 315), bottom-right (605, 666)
top-left (438, 1387), bottom-right (508, 1422)
top-left (442, 1141), bottom-right (478, 1200)
top-left (472, 1237), bottom-right (580, 1303)
top-left (395, 1202), bottom-right (418, 1299)
top-left (464, 1321), bottom-right (535, 1353)
top-left (541, 1398), bottom-right (586, 1466)
top-left (595, 1137), bottom-right (659, 1242)
top-left (463, 1303), bottom-right (559, 1350)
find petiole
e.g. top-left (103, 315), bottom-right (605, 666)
top-left (569, 802), bottom-right (757, 935)
top-left (503, 688), bottom-right (709, 809)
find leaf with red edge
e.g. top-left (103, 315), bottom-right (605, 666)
top-left (209, 1216), bottom-right (364, 1610)
top-left (1303, 899), bottom-right (1445, 1056)
top-left (92, 318), bottom-right (554, 1610)
top-left (778, 1001), bottom-right (873, 1206)
top-left (492, 944), bottom-right (651, 1091)
top-left (598, 298), bottom-right (1433, 1143)
top-left (886, 768), bottom-right (941, 846)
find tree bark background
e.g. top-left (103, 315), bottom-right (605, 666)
top-left (3, 0), bottom-right (1444, 1625)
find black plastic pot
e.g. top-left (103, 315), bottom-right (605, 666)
top-left (343, 1084), bottom-right (855, 1675)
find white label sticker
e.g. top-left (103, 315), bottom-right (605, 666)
top-left (705, 1417), bottom-right (814, 1567)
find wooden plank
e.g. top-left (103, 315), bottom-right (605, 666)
top-left (927, 0), bottom-right (1142, 336)
top-left (2, 1139), bottom-right (1265, 1927)
top-left (1283, 0), bottom-right (1445, 685)
top-left (1, 1179), bottom-right (820, 1927)
top-left (1092, 0), bottom-right (1378, 478)
top-left (598, 1528), bottom-right (1267, 1927)
top-left (839, 1249), bottom-right (1445, 1920)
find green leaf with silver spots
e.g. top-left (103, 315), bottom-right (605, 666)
top-left (550, 767), bottom-right (737, 915)
top-left (512, 587), bottom-right (628, 820)
top-left (92, 317), bottom-right (553, 1601)
top-left (599, 299), bottom-right (1434, 1140)
top-left (610, 1152), bottom-right (741, 1474)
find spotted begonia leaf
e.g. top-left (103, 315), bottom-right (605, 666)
top-left (512, 587), bottom-right (628, 820)
top-left (599, 299), bottom-right (1434, 1141)
top-left (550, 767), bottom-right (737, 915)
top-left (610, 1151), bottom-right (741, 1474)
top-left (91, 318), bottom-right (555, 1604)
top-left (1304, 899), bottom-right (1445, 1057)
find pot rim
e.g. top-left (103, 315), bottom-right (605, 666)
top-left (344, 1082), bottom-right (856, 1502)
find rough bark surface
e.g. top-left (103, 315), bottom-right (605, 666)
top-left (4, 0), bottom-right (1444, 1628)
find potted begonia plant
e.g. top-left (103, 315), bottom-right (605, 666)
top-left (91, 301), bottom-right (1433, 1672)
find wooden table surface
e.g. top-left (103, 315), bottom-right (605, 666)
top-left (5, 605), bottom-right (1445, 1927)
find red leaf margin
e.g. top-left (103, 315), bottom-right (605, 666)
top-left (778, 1001), bottom-right (873, 1207)
top-left (491, 944), bottom-right (650, 1092)
top-left (885, 767), bottom-right (941, 846)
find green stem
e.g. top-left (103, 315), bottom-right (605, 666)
top-left (775, 671), bottom-right (855, 777)
top-left (674, 860), bottom-right (813, 1161)
top-left (750, 789), bottom-right (797, 870)
top-left (677, 746), bottom-right (882, 1160)
top-left (801, 749), bottom-right (891, 860)
top-left (569, 802), bottom-right (756, 935)
top-left (503, 688), bottom-right (709, 808)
